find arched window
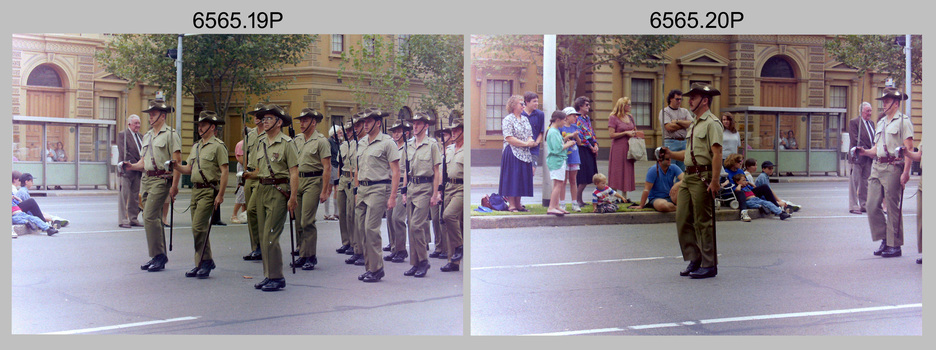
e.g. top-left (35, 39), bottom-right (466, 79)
top-left (761, 56), bottom-right (795, 78)
top-left (27, 65), bottom-right (63, 87)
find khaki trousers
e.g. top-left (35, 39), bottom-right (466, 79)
top-left (867, 163), bottom-right (905, 247)
top-left (355, 183), bottom-right (390, 272)
top-left (141, 176), bottom-right (170, 258)
top-left (443, 184), bottom-right (464, 265)
top-left (336, 175), bottom-right (353, 247)
top-left (244, 179), bottom-right (261, 252)
top-left (407, 182), bottom-right (432, 265)
top-left (431, 202), bottom-right (445, 253)
top-left (296, 177), bottom-right (323, 258)
top-left (257, 184), bottom-right (289, 279)
top-left (190, 187), bottom-right (215, 264)
top-left (675, 172), bottom-right (717, 268)
top-left (387, 185), bottom-right (407, 253)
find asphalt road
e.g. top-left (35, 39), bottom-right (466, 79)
top-left (470, 180), bottom-right (923, 335)
top-left (11, 192), bottom-right (464, 335)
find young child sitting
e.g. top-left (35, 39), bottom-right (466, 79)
top-left (592, 173), bottom-right (626, 213)
top-left (734, 173), bottom-right (790, 221)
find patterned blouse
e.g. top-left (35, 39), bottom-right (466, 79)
top-left (576, 114), bottom-right (598, 148)
top-left (502, 113), bottom-right (533, 163)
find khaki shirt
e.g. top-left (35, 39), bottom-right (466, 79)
top-left (685, 110), bottom-right (724, 167)
top-left (339, 142), bottom-right (352, 173)
top-left (249, 132), bottom-right (299, 179)
top-left (356, 133), bottom-right (400, 182)
top-left (295, 131), bottom-right (331, 173)
top-left (873, 112), bottom-right (914, 158)
top-left (244, 127), bottom-right (264, 169)
top-left (660, 106), bottom-right (694, 140)
top-left (445, 144), bottom-right (464, 180)
top-left (187, 136), bottom-right (229, 184)
top-left (407, 136), bottom-right (442, 178)
top-left (141, 124), bottom-right (182, 172)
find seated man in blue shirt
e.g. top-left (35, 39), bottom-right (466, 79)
top-left (630, 149), bottom-right (683, 212)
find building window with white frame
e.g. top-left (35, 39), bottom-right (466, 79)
top-left (631, 78), bottom-right (653, 128)
top-left (486, 79), bottom-right (512, 135)
top-left (331, 34), bottom-right (344, 54)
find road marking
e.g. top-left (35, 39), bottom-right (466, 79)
top-left (788, 214), bottom-right (916, 220)
top-left (64, 226), bottom-right (194, 234)
top-left (472, 255), bottom-right (686, 271)
top-left (526, 303), bottom-right (922, 335)
top-left (43, 316), bottom-right (200, 335)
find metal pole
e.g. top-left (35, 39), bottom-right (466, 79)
top-left (176, 34), bottom-right (183, 134)
top-left (542, 35), bottom-right (556, 207)
top-left (905, 34), bottom-right (912, 116)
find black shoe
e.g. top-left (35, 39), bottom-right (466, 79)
top-left (243, 249), bottom-right (262, 261)
top-left (261, 278), bottom-right (285, 291)
top-left (880, 246), bottom-right (902, 258)
top-left (345, 254), bottom-right (362, 264)
top-left (254, 277), bottom-right (271, 289)
top-left (345, 247), bottom-right (356, 255)
top-left (450, 246), bottom-right (463, 262)
top-left (383, 251), bottom-right (397, 261)
top-left (290, 257), bottom-right (308, 268)
top-left (354, 256), bottom-right (365, 266)
top-left (440, 262), bottom-right (459, 272)
top-left (861, 207), bottom-right (867, 213)
top-left (196, 260), bottom-right (215, 279)
top-left (362, 268), bottom-right (384, 282)
top-left (391, 251), bottom-right (408, 263)
top-left (404, 265), bottom-right (419, 276)
top-left (873, 240), bottom-right (887, 256)
top-left (130, 221), bottom-right (144, 227)
top-left (301, 256), bottom-right (317, 271)
top-left (679, 261), bottom-right (701, 277)
top-left (141, 257), bottom-right (157, 270)
top-left (185, 266), bottom-right (200, 278)
top-left (917, 258), bottom-right (922, 264)
top-left (147, 254), bottom-right (168, 272)
top-left (336, 245), bottom-right (351, 254)
top-left (689, 266), bottom-right (717, 279)
top-left (213, 221), bottom-right (227, 226)
top-left (46, 227), bottom-right (59, 236)
top-left (291, 250), bottom-right (299, 256)
top-left (437, 252), bottom-right (448, 259)
top-left (429, 251), bottom-right (441, 258)
top-left (383, 243), bottom-right (391, 252)
top-left (358, 271), bottom-right (371, 281)
top-left (415, 260), bottom-right (430, 278)
top-left (779, 212), bottom-right (791, 220)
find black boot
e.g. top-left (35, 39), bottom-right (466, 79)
top-left (196, 260), bottom-right (215, 279)
top-left (874, 240), bottom-right (887, 256)
top-left (414, 259), bottom-right (430, 278)
top-left (147, 254), bottom-right (168, 272)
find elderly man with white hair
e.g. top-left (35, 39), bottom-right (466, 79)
top-left (117, 114), bottom-right (144, 228)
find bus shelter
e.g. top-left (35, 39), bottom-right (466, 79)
top-left (12, 115), bottom-right (116, 190)
top-left (722, 106), bottom-right (847, 177)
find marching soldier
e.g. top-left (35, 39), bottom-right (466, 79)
top-left (242, 103), bottom-right (268, 261)
top-left (244, 104), bottom-right (299, 291)
top-left (123, 96), bottom-right (182, 272)
top-left (403, 113), bottom-right (442, 277)
top-left (440, 116), bottom-right (465, 272)
top-left (354, 108), bottom-right (401, 282)
top-left (345, 113), bottom-right (369, 266)
top-left (858, 87), bottom-right (915, 258)
top-left (662, 82), bottom-right (724, 279)
top-left (384, 120), bottom-right (411, 264)
top-left (335, 120), bottom-right (355, 255)
top-left (429, 128), bottom-right (450, 260)
top-left (171, 111), bottom-right (228, 279)
top-left (292, 108), bottom-right (332, 271)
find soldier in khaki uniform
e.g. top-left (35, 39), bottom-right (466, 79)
top-left (662, 83), bottom-right (723, 279)
top-left (171, 111), bottom-right (228, 279)
top-left (292, 108), bottom-right (332, 271)
top-left (858, 87), bottom-right (915, 258)
top-left (429, 128), bottom-right (450, 260)
top-left (123, 97), bottom-right (182, 272)
top-left (384, 120), bottom-right (411, 264)
top-left (403, 114), bottom-right (442, 277)
top-left (244, 104), bottom-right (299, 291)
top-left (242, 103), bottom-right (268, 261)
top-left (345, 113), bottom-right (369, 266)
top-left (440, 117), bottom-right (465, 272)
top-left (354, 108), bottom-right (401, 282)
top-left (335, 120), bottom-right (355, 255)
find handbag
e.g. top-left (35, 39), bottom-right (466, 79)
top-left (488, 193), bottom-right (509, 211)
top-left (627, 137), bottom-right (647, 161)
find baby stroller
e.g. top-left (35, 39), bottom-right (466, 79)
top-left (715, 173), bottom-right (740, 209)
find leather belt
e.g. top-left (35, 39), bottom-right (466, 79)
top-left (878, 156), bottom-right (905, 165)
top-left (409, 176), bottom-right (434, 184)
top-left (359, 179), bottom-right (391, 186)
top-left (299, 170), bottom-right (324, 178)
top-left (260, 178), bottom-right (289, 185)
top-left (340, 171), bottom-right (352, 177)
top-left (194, 181), bottom-right (219, 189)
top-left (685, 165), bottom-right (712, 174)
top-left (145, 170), bottom-right (172, 177)
top-left (448, 178), bottom-right (464, 185)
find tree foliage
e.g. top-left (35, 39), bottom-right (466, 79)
top-left (477, 35), bottom-right (679, 106)
top-left (338, 34), bottom-right (412, 116)
top-left (96, 34), bottom-right (316, 118)
top-left (400, 35), bottom-right (464, 117)
top-left (825, 35), bottom-right (922, 87)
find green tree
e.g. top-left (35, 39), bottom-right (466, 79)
top-left (825, 35), bottom-right (922, 88)
top-left (338, 34), bottom-right (412, 118)
top-left (97, 34), bottom-right (316, 118)
top-left (400, 35), bottom-right (464, 117)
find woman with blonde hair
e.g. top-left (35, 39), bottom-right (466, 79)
top-left (607, 97), bottom-right (643, 203)
top-left (721, 112), bottom-right (740, 160)
top-left (498, 94), bottom-right (536, 212)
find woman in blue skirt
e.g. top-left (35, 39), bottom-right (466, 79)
top-left (499, 95), bottom-right (535, 211)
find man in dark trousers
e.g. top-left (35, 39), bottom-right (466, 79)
top-left (848, 101), bottom-right (875, 214)
top-left (117, 114), bottom-right (144, 228)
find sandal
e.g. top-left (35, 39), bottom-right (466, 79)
top-left (508, 208), bottom-right (520, 213)
top-left (546, 210), bottom-right (565, 216)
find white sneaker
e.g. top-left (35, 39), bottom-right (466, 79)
top-left (571, 203), bottom-right (582, 212)
top-left (787, 203), bottom-right (802, 212)
top-left (740, 209), bottom-right (752, 222)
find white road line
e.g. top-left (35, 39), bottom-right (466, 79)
top-left (65, 226), bottom-right (193, 234)
top-left (43, 316), bottom-right (200, 335)
top-left (526, 303), bottom-right (922, 335)
top-left (472, 255), bottom-right (685, 271)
